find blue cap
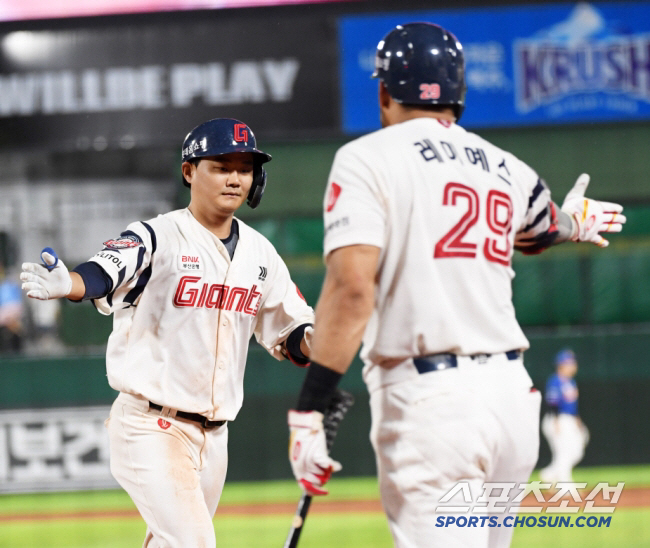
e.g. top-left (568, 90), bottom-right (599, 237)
top-left (555, 349), bottom-right (576, 366)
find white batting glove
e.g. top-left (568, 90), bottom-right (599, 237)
top-left (20, 250), bottom-right (72, 300)
top-left (561, 174), bottom-right (626, 248)
top-left (288, 410), bottom-right (342, 496)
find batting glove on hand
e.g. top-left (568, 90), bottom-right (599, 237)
top-left (561, 174), bottom-right (626, 248)
top-left (20, 249), bottom-right (72, 300)
top-left (288, 410), bottom-right (342, 496)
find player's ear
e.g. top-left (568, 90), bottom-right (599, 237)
top-left (379, 82), bottom-right (391, 110)
top-left (181, 161), bottom-right (195, 185)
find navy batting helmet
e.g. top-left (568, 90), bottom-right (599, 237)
top-left (181, 118), bottom-right (272, 209)
top-left (372, 22), bottom-right (467, 121)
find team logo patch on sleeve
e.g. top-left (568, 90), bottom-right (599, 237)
top-left (103, 235), bottom-right (143, 250)
top-left (296, 285), bottom-right (306, 302)
top-left (326, 182), bottom-right (342, 212)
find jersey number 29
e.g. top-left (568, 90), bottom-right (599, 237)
top-left (434, 182), bottom-right (512, 266)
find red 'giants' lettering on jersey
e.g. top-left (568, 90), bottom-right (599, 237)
top-left (173, 276), bottom-right (262, 315)
top-left (326, 182), bottom-right (342, 212)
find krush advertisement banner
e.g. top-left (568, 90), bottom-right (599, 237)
top-left (340, 2), bottom-right (650, 133)
top-left (0, 16), bottom-right (338, 150)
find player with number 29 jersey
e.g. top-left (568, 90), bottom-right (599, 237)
top-left (324, 117), bottom-right (554, 390)
top-left (288, 23), bottom-right (625, 548)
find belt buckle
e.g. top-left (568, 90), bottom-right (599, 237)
top-left (202, 417), bottom-right (222, 430)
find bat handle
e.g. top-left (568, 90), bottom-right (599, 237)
top-left (283, 494), bottom-right (313, 548)
top-left (41, 247), bottom-right (59, 271)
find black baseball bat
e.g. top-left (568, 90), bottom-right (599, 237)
top-left (283, 389), bottom-right (355, 548)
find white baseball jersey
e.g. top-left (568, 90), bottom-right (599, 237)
top-left (87, 208), bottom-right (314, 420)
top-left (323, 118), bottom-right (557, 387)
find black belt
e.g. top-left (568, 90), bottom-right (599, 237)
top-left (413, 350), bottom-right (522, 375)
top-left (149, 402), bottom-right (226, 430)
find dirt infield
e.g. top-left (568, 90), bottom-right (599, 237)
top-left (1, 487), bottom-right (649, 523)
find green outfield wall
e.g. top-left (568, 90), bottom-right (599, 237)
top-left (2, 326), bottom-right (650, 482)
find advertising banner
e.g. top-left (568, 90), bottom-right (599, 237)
top-left (0, 406), bottom-right (115, 493)
top-left (0, 15), bottom-right (338, 149)
top-left (340, 2), bottom-right (650, 133)
top-left (0, 0), bottom-right (349, 22)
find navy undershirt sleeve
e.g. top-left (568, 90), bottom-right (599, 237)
top-left (72, 262), bottom-right (114, 301)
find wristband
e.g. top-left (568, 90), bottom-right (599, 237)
top-left (72, 262), bottom-right (113, 301)
top-left (285, 323), bottom-right (311, 365)
top-left (296, 362), bottom-right (343, 413)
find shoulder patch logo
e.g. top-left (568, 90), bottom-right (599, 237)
top-left (326, 182), bottom-right (342, 213)
top-left (103, 235), bottom-right (143, 250)
top-left (296, 285), bottom-right (306, 302)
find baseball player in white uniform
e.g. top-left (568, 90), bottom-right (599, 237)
top-left (20, 118), bottom-right (314, 548)
top-left (540, 349), bottom-right (589, 484)
top-left (286, 23), bottom-right (626, 548)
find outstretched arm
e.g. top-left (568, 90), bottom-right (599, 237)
top-left (554, 173), bottom-right (626, 247)
top-left (20, 249), bottom-right (86, 301)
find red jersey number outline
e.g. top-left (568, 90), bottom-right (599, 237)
top-left (434, 182), bottom-right (513, 266)
top-left (434, 183), bottom-right (479, 258)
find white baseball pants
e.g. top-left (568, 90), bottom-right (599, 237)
top-left (369, 354), bottom-right (541, 548)
top-left (540, 413), bottom-right (588, 484)
top-left (106, 392), bottom-right (228, 548)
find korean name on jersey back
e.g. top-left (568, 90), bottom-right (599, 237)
top-left (173, 275), bottom-right (262, 316)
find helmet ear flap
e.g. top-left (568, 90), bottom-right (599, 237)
top-left (247, 166), bottom-right (267, 209)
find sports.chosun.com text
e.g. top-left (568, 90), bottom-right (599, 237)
top-left (435, 515), bottom-right (612, 528)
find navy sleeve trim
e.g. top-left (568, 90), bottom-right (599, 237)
top-left (141, 221), bottom-right (157, 253)
top-left (72, 262), bottom-right (113, 301)
top-left (527, 179), bottom-right (546, 210)
top-left (521, 205), bottom-right (550, 233)
top-left (106, 266), bottom-right (126, 308)
top-left (123, 264), bottom-right (153, 307)
top-left (123, 221), bottom-right (158, 307)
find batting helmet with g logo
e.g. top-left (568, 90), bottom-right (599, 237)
top-left (372, 22), bottom-right (467, 121)
top-left (181, 118), bottom-right (272, 209)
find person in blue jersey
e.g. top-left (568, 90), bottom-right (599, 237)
top-left (540, 349), bottom-right (589, 483)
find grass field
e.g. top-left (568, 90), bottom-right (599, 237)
top-left (0, 465), bottom-right (648, 547)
